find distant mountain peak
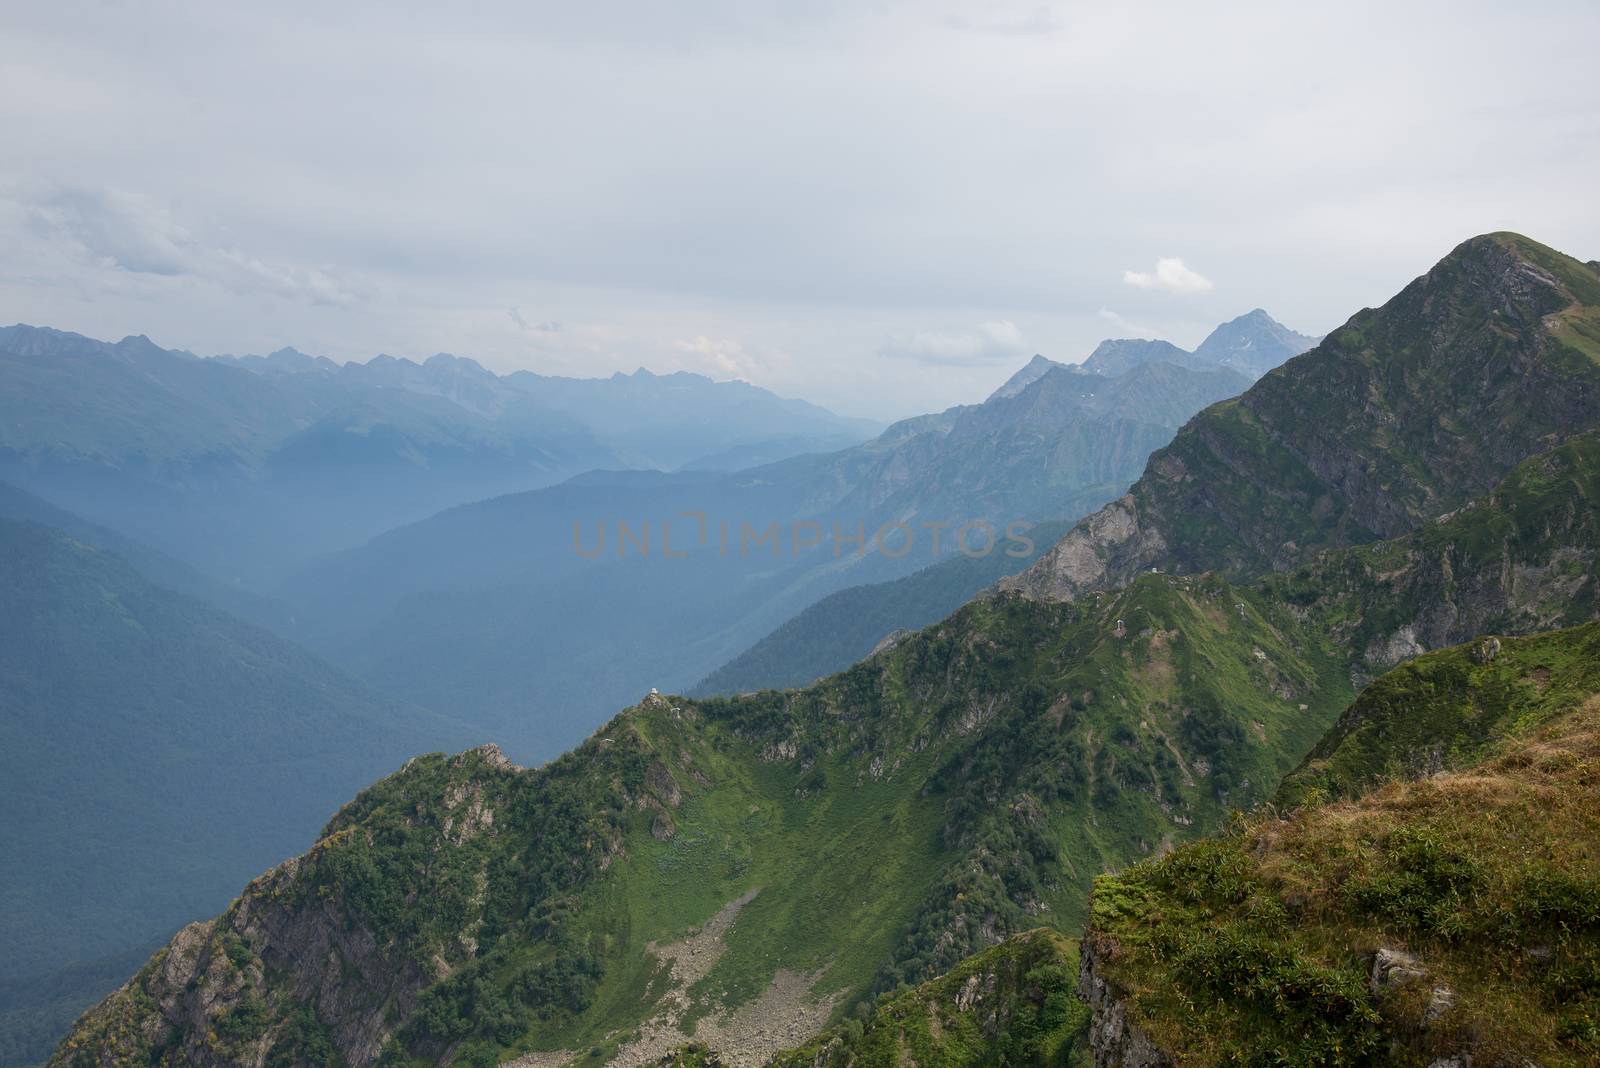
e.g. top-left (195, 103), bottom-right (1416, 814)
top-left (422, 352), bottom-right (497, 379)
top-left (1193, 308), bottom-right (1320, 379)
top-left (1079, 338), bottom-right (1194, 377)
top-left (986, 354), bottom-right (1066, 401)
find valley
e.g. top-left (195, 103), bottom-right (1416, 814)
top-left (37, 234), bottom-right (1600, 1068)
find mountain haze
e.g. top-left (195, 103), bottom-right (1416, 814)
top-left (0, 519), bottom-right (478, 1064)
top-left (1077, 310), bottom-right (1317, 380)
top-left (282, 355), bottom-right (1251, 758)
top-left (0, 326), bottom-right (876, 585)
top-left (1192, 307), bottom-right (1323, 379)
top-left (49, 233), bottom-right (1600, 1068)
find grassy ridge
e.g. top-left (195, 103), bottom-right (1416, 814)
top-left (51, 568), bottom-right (1354, 1068)
top-left (1279, 622), bottom-right (1600, 805)
top-left (1086, 622), bottom-right (1600, 1066)
top-left (46, 419), bottom-right (1600, 1067)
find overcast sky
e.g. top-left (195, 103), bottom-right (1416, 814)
top-left (3, 1), bottom-right (1597, 418)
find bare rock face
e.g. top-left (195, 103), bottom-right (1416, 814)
top-left (1370, 947), bottom-right (1427, 993)
top-left (1077, 933), bottom-right (1173, 1068)
top-left (54, 848), bottom-right (435, 1068)
top-left (1000, 495), bottom-right (1166, 603)
top-left (50, 746), bottom-right (522, 1068)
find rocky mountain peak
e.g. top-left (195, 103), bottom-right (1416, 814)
top-left (1078, 338), bottom-right (1196, 377)
top-left (1192, 309), bottom-right (1319, 379)
top-left (986, 353), bottom-right (1066, 401)
top-left (1004, 232), bottom-right (1600, 605)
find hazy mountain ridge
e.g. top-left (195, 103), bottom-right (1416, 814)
top-left (693, 519), bottom-right (1074, 696)
top-left (0, 479), bottom-right (292, 633)
top-left (1077, 310), bottom-right (1318, 380)
top-left (282, 352), bottom-right (1252, 758)
top-left (0, 518), bottom-right (483, 1065)
top-left (1192, 307), bottom-right (1323, 378)
top-left (0, 326), bottom-right (877, 584)
top-left (1078, 339), bottom-right (1206, 377)
top-left (49, 234), bottom-right (1600, 1068)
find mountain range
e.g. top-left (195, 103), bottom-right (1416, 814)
top-left (45, 232), bottom-right (1600, 1068)
top-left (278, 350), bottom-right (1257, 758)
top-left (0, 327), bottom-right (879, 585)
top-left (0, 310), bottom-right (1307, 1067)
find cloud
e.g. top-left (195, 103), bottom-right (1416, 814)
top-left (945, 5), bottom-right (1061, 35)
top-left (673, 335), bottom-right (759, 378)
top-left (880, 320), bottom-right (1030, 366)
top-left (16, 182), bottom-right (360, 306)
top-left (508, 307), bottom-right (562, 332)
top-left (1, 3), bottom-right (1595, 417)
top-left (1096, 307), bottom-right (1162, 338)
top-left (1122, 257), bottom-right (1215, 294)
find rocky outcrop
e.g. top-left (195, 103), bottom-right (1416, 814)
top-left (1077, 933), bottom-right (1172, 1068)
top-left (49, 746), bottom-right (523, 1068)
top-left (998, 494), bottom-right (1166, 602)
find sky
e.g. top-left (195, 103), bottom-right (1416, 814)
top-left (2, 1), bottom-right (1597, 419)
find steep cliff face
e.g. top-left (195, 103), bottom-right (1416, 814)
top-left (48, 746), bottom-right (528, 1068)
top-left (1075, 934), bottom-right (1169, 1068)
top-left (1258, 428), bottom-right (1600, 686)
top-left (1006, 233), bottom-right (1600, 603)
top-left (1079, 624), bottom-right (1600, 1067)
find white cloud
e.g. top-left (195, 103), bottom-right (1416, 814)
top-left (14, 182), bottom-right (360, 306)
top-left (508, 307), bottom-right (561, 333)
top-left (1096, 307), bottom-right (1161, 338)
top-left (672, 335), bottom-right (771, 379)
top-left (0, 1), bottom-right (1596, 417)
top-left (1122, 257), bottom-right (1215, 294)
top-left (880, 320), bottom-right (1029, 366)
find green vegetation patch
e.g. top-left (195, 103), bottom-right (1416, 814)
top-left (1088, 624), bottom-right (1600, 1067)
top-left (770, 929), bottom-right (1089, 1068)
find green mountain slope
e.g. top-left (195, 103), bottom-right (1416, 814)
top-left (50, 569), bottom-right (1353, 1068)
top-left (769, 929), bottom-right (1090, 1068)
top-left (1081, 622), bottom-right (1600, 1067)
top-left (1277, 617), bottom-right (1600, 807)
top-left (47, 233), bottom-right (1600, 1068)
top-left (693, 520), bottom-right (1072, 696)
top-left (0, 520), bottom-right (477, 1056)
top-left (1008, 233), bottom-right (1600, 602)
